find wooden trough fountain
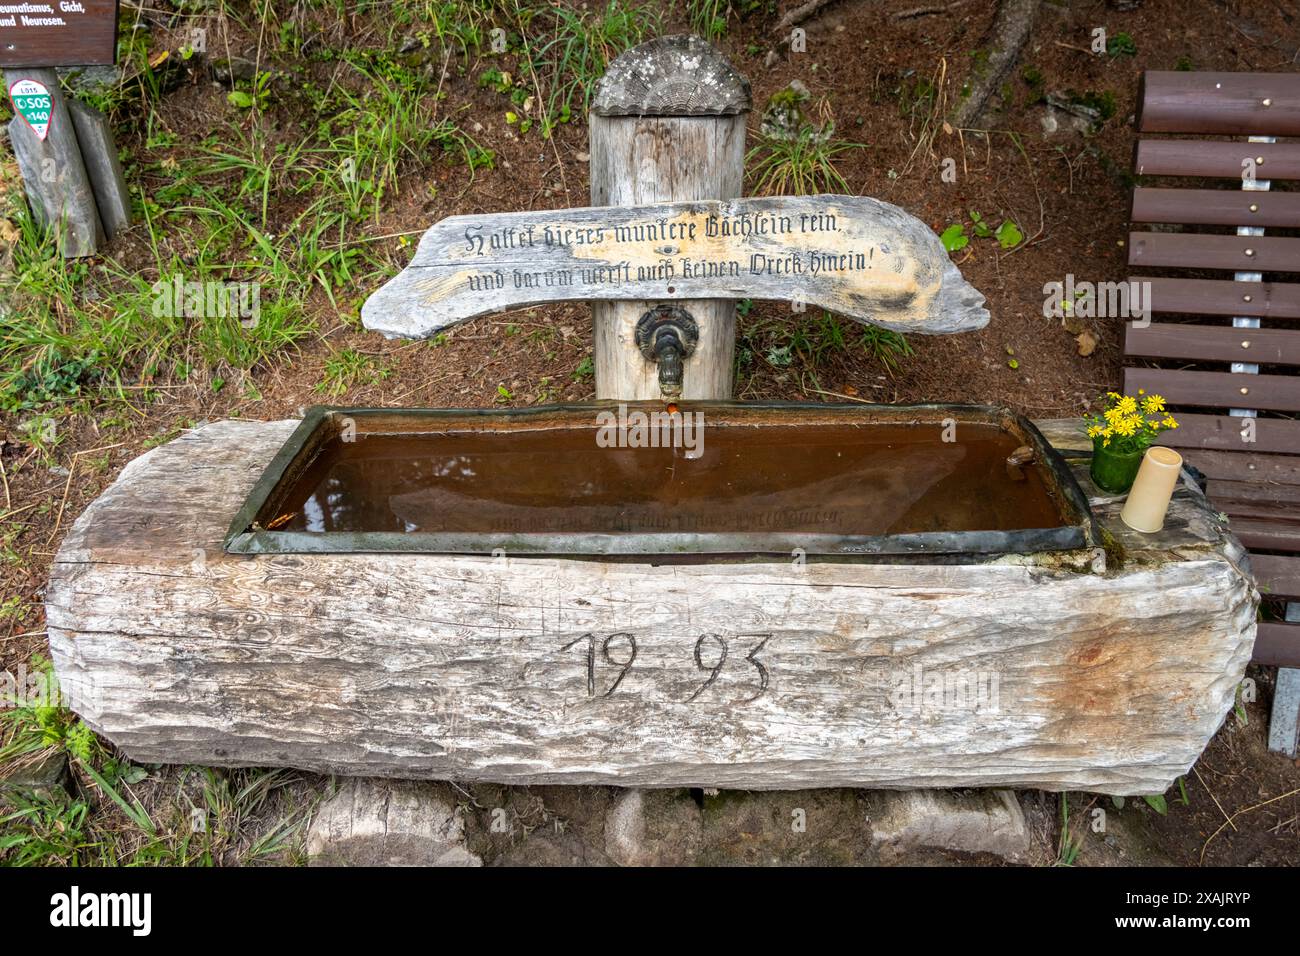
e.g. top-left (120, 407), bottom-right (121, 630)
top-left (45, 37), bottom-right (1256, 795)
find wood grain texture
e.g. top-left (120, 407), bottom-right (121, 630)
top-left (589, 113), bottom-right (744, 400)
top-left (1135, 139), bottom-right (1300, 180)
top-left (46, 419), bottom-right (1256, 794)
top-left (1138, 71), bottom-right (1300, 137)
top-left (360, 195), bottom-right (990, 343)
top-left (67, 99), bottom-right (130, 240)
top-left (5, 68), bottom-right (102, 257)
top-left (0, 0), bottom-right (117, 68)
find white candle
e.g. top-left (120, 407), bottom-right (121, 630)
top-left (1120, 446), bottom-right (1183, 533)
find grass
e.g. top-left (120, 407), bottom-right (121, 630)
top-left (738, 310), bottom-right (912, 394)
top-left (747, 128), bottom-right (862, 195)
top-left (1, 658), bottom-right (313, 865)
top-left (509, 0), bottom-right (660, 137)
top-left (316, 348), bottom-right (389, 396)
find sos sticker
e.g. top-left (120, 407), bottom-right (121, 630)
top-left (9, 79), bottom-right (54, 141)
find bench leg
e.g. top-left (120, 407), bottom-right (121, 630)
top-left (1268, 603), bottom-right (1300, 758)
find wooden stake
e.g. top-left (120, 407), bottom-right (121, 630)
top-left (4, 67), bottom-right (103, 257)
top-left (68, 99), bottom-right (131, 240)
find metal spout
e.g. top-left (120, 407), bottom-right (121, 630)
top-left (635, 305), bottom-right (699, 400)
top-left (654, 328), bottom-right (685, 397)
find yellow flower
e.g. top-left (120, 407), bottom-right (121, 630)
top-left (1086, 425), bottom-right (1103, 438)
top-left (1142, 394), bottom-right (1166, 414)
top-left (1116, 395), bottom-right (1138, 416)
top-left (1113, 417), bottom-right (1139, 437)
top-left (1162, 416), bottom-right (1178, 430)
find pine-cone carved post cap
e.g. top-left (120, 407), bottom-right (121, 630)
top-left (592, 35), bottom-right (752, 117)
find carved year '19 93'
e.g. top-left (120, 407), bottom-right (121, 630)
top-left (559, 632), bottom-right (772, 703)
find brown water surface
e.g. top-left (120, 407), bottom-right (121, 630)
top-left (266, 422), bottom-right (1066, 537)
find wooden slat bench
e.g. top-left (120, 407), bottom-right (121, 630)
top-left (1125, 70), bottom-right (1300, 756)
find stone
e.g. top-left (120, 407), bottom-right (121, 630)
top-left (306, 778), bottom-right (480, 867)
top-left (604, 789), bottom-right (703, 866)
top-left (0, 751), bottom-right (69, 808)
top-left (591, 35), bottom-right (751, 117)
top-left (866, 789), bottom-right (1030, 862)
top-left (210, 56), bottom-right (257, 86)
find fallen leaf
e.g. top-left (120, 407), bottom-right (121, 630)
top-left (1076, 330), bottom-right (1098, 357)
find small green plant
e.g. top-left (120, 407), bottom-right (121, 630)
top-left (747, 129), bottom-right (861, 195)
top-left (517, 0), bottom-right (660, 137)
top-left (316, 349), bottom-right (387, 397)
top-left (0, 791), bottom-right (98, 866)
top-left (227, 71), bottom-right (274, 110)
top-left (1106, 32), bottom-right (1138, 57)
top-left (1055, 794), bottom-right (1082, 866)
top-left (859, 323), bottom-right (913, 371)
top-left (687, 0), bottom-right (730, 38)
top-left (994, 220), bottom-right (1023, 249)
top-left (572, 356), bottom-right (594, 382)
top-left (940, 223), bottom-right (968, 252)
top-left (1143, 793), bottom-right (1168, 815)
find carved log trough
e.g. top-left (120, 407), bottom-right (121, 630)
top-left (46, 410), bottom-right (1256, 794)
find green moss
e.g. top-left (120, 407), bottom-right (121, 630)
top-left (1099, 526), bottom-right (1126, 571)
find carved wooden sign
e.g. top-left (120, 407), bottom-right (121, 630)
top-left (362, 195), bottom-right (989, 338)
top-left (0, 0), bottom-right (118, 68)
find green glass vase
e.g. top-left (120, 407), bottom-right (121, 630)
top-left (1090, 442), bottom-right (1144, 494)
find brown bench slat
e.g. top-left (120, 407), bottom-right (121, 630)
top-left (1139, 71), bottom-right (1300, 136)
top-left (1129, 233), bottom-right (1300, 273)
top-left (1135, 140), bottom-right (1300, 180)
top-left (1131, 188), bottom-right (1300, 228)
top-left (1137, 277), bottom-right (1300, 320)
top-left (1126, 323), bottom-right (1300, 365)
top-left (1124, 367), bottom-right (1300, 413)
top-left (1153, 413), bottom-right (1300, 454)
top-left (1217, 498), bottom-right (1300, 524)
top-left (1205, 480), bottom-right (1300, 506)
top-left (1157, 448), bottom-right (1300, 484)
top-left (1228, 517), bottom-right (1300, 552)
top-left (1253, 622), bottom-right (1300, 667)
top-left (1251, 554), bottom-right (1300, 600)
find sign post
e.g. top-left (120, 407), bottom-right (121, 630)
top-left (2, 0), bottom-right (127, 257)
top-left (588, 36), bottom-right (750, 400)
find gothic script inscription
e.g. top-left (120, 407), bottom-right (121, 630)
top-left (363, 195), bottom-right (988, 338)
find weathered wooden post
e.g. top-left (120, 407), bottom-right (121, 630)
top-left (3, 1), bottom-right (130, 256)
top-left (5, 67), bottom-right (103, 256)
top-left (588, 36), bottom-right (751, 400)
